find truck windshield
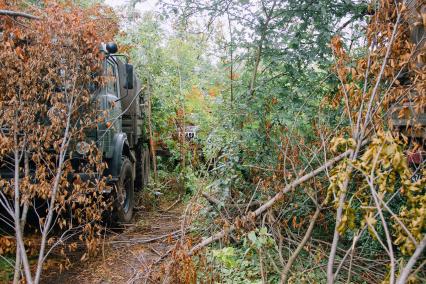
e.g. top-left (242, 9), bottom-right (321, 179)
top-left (106, 61), bottom-right (118, 96)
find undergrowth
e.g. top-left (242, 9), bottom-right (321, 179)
top-left (0, 256), bottom-right (14, 283)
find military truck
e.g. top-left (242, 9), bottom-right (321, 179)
top-left (79, 42), bottom-right (151, 222)
top-left (0, 42), bottom-right (151, 223)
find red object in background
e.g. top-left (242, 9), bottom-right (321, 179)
top-left (407, 150), bottom-right (425, 165)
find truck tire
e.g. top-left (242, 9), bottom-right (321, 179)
top-left (143, 148), bottom-right (150, 187)
top-left (135, 143), bottom-right (150, 190)
top-left (114, 157), bottom-right (134, 223)
top-left (135, 144), bottom-right (143, 191)
top-left (135, 142), bottom-right (145, 191)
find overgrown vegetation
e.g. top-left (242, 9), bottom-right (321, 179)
top-left (1, 0), bottom-right (425, 283)
top-left (0, 1), bottom-right (117, 283)
top-left (123, 0), bottom-right (425, 283)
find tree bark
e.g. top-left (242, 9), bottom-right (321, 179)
top-left (34, 98), bottom-right (73, 284)
top-left (0, 10), bottom-right (40, 20)
top-left (13, 151), bottom-right (30, 284)
top-left (12, 130), bottom-right (33, 283)
top-left (396, 235), bottom-right (426, 284)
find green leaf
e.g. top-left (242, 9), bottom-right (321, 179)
top-left (247, 231), bottom-right (257, 244)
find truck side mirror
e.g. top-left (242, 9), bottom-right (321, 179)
top-left (124, 64), bottom-right (134, 90)
top-left (105, 42), bottom-right (118, 54)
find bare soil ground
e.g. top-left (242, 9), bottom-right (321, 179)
top-left (43, 198), bottom-right (183, 284)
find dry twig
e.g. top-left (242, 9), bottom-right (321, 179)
top-left (0, 10), bottom-right (40, 20)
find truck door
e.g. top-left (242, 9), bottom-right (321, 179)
top-left (98, 60), bottom-right (122, 159)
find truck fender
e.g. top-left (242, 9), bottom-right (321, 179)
top-left (111, 133), bottom-right (136, 178)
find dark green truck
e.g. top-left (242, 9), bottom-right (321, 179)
top-left (0, 42), bottom-right (151, 223)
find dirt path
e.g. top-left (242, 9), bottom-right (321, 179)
top-left (44, 202), bottom-right (183, 284)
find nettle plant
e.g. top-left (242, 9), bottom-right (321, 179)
top-left (0, 2), bottom-right (117, 283)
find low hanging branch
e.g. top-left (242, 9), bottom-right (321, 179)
top-left (189, 143), bottom-right (367, 256)
top-left (0, 10), bottom-right (40, 20)
top-left (202, 192), bottom-right (261, 209)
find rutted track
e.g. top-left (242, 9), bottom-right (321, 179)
top-left (43, 203), bottom-right (182, 284)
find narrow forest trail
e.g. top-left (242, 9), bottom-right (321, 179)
top-left (43, 197), bottom-right (183, 284)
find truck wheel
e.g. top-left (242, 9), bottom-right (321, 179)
top-left (114, 157), bottom-right (134, 223)
top-left (143, 148), bottom-right (150, 187)
top-left (135, 144), bottom-right (150, 190)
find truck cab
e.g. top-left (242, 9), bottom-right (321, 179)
top-left (85, 42), bottom-right (150, 222)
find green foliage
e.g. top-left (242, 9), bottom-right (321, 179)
top-left (118, 12), bottom-right (225, 172)
top-left (200, 228), bottom-right (278, 283)
top-left (120, 1), bottom-right (425, 283)
top-left (212, 247), bottom-right (237, 268)
top-left (205, 245), bottom-right (265, 283)
top-left (199, 227), bottom-right (333, 283)
top-left (155, 0), bottom-right (369, 192)
top-left (245, 227), bottom-right (275, 250)
top-left (0, 256), bottom-right (14, 283)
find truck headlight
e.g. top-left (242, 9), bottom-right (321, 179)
top-left (76, 141), bottom-right (90, 155)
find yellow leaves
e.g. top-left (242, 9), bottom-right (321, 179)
top-left (329, 130), bottom-right (425, 252)
top-left (364, 212), bottom-right (377, 227)
top-left (337, 205), bottom-right (356, 235)
top-left (362, 211), bottom-right (380, 240)
top-left (337, 215), bottom-right (347, 234)
top-left (389, 164), bottom-right (425, 256)
top-left (326, 160), bottom-right (351, 205)
top-left (392, 151), bottom-right (402, 168)
top-left (330, 137), bottom-right (356, 153)
top-left (360, 146), bottom-right (375, 165)
top-left (358, 131), bottom-right (409, 175)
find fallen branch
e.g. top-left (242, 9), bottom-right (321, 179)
top-left (143, 246), bottom-right (175, 283)
top-left (202, 192), bottom-right (221, 206)
top-left (148, 245), bottom-right (162, 257)
top-left (189, 144), bottom-right (365, 255)
top-left (109, 230), bottom-right (181, 245)
top-left (161, 196), bottom-right (181, 212)
top-left (201, 192), bottom-right (261, 209)
top-left (280, 206), bottom-right (320, 283)
top-left (0, 10), bottom-right (40, 20)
